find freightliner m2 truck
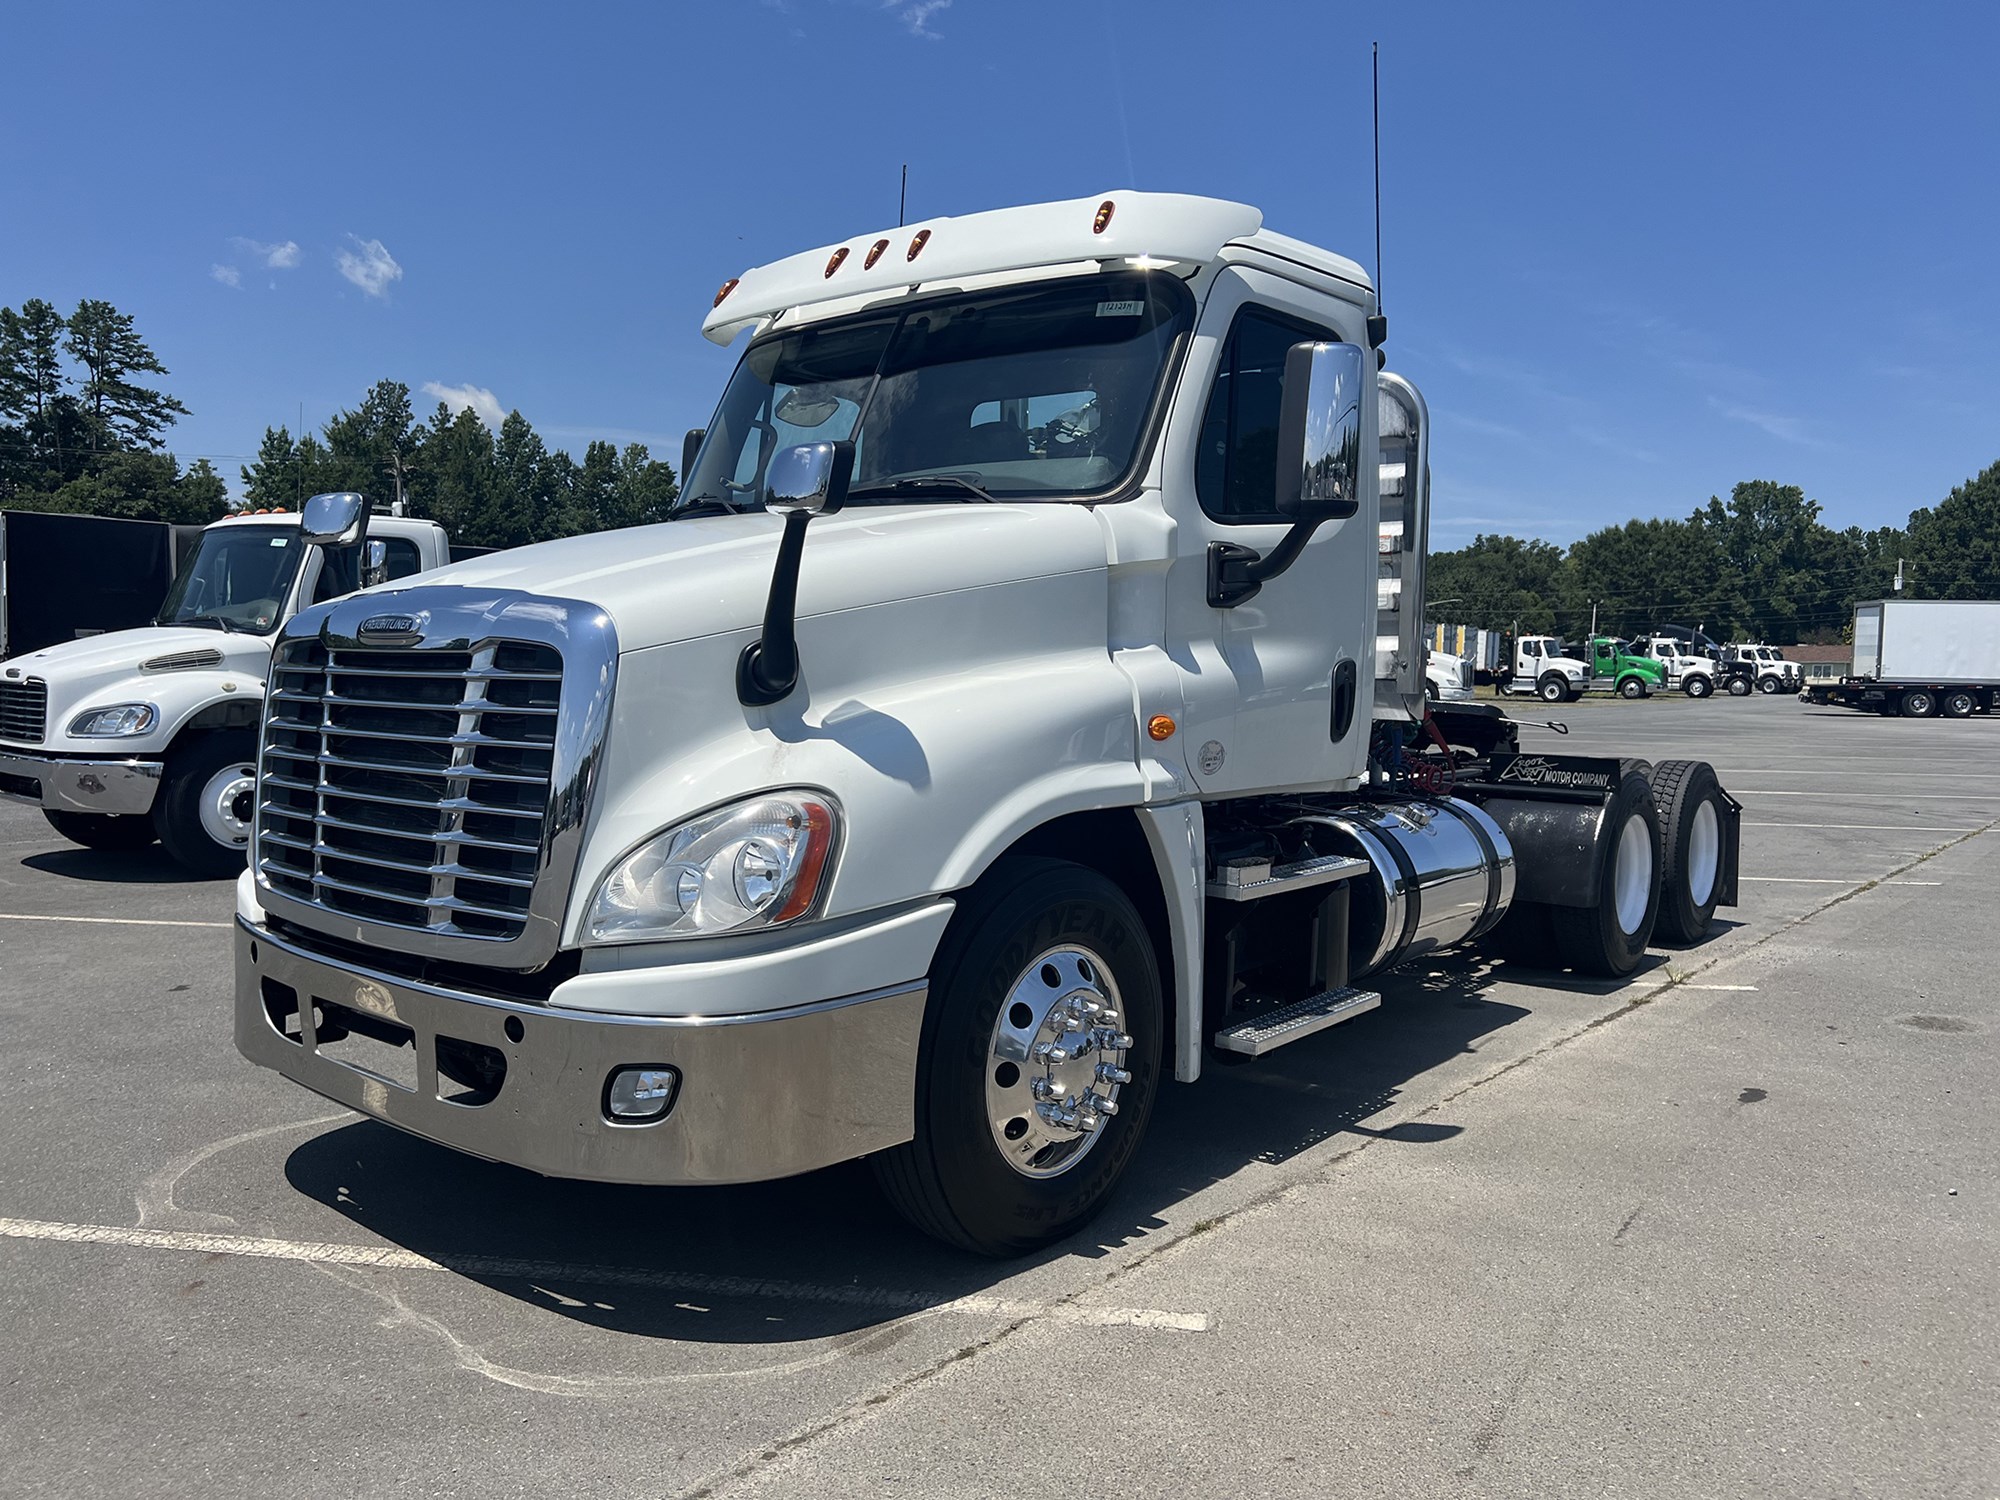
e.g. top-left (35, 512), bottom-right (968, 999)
top-left (1805, 599), bottom-right (2000, 717)
top-left (0, 508), bottom-right (449, 874)
top-left (232, 194), bottom-right (1741, 1255)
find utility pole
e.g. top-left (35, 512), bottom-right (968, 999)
top-left (1589, 599), bottom-right (1598, 638)
top-left (1893, 557), bottom-right (1904, 594)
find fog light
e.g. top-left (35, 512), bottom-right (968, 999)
top-left (605, 1066), bottom-right (679, 1122)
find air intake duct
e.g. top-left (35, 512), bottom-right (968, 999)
top-left (1290, 798), bottom-right (1515, 978)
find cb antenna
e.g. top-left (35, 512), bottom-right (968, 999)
top-left (899, 163), bottom-right (908, 228)
top-left (1368, 43), bottom-right (1388, 353)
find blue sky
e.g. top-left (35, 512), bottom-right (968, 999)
top-left (3, 1), bottom-right (1995, 546)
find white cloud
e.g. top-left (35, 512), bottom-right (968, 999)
top-left (210, 263), bottom-right (241, 288)
top-left (232, 237), bottom-right (301, 269)
top-left (1711, 398), bottom-right (1814, 446)
top-left (885, 0), bottom-right (949, 38)
top-left (337, 236), bottom-right (404, 298)
top-left (423, 381), bottom-right (504, 431)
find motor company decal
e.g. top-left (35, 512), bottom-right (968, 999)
top-left (1491, 755), bottom-right (1616, 792)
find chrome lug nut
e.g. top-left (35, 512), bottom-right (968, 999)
top-left (1096, 1064), bottom-right (1132, 1085)
top-left (1086, 1093), bottom-right (1119, 1117)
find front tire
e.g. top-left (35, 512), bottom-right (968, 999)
top-left (1552, 760), bottom-right (1662, 977)
top-left (1538, 673), bottom-right (1569, 703)
top-left (1650, 760), bottom-right (1728, 944)
top-left (43, 808), bottom-right (158, 850)
top-left (1618, 676), bottom-right (1645, 700)
top-left (154, 731), bottom-right (258, 877)
top-left (873, 857), bottom-right (1163, 1256)
top-left (1684, 675), bottom-right (1713, 699)
top-left (1756, 675), bottom-right (1782, 694)
top-left (1727, 675), bottom-right (1752, 697)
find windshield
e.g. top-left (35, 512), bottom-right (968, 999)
top-left (156, 527), bottom-right (302, 634)
top-left (679, 271), bottom-right (1193, 512)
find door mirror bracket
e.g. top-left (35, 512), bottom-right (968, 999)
top-left (737, 441), bottom-right (854, 707)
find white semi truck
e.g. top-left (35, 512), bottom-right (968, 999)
top-left (230, 193), bottom-right (1741, 1255)
top-left (1629, 634), bottom-right (1720, 697)
top-left (1723, 642), bottom-right (1802, 694)
top-left (0, 507), bottom-right (449, 873)
top-left (1804, 599), bottom-right (2000, 717)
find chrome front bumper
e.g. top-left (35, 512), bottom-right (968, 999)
top-left (234, 918), bottom-right (928, 1185)
top-left (0, 749), bottom-right (161, 815)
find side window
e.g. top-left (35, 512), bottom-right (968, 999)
top-left (1196, 306), bottom-right (1338, 524)
top-left (311, 538), bottom-right (423, 604)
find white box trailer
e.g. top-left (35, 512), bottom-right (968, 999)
top-left (1806, 599), bottom-right (2000, 717)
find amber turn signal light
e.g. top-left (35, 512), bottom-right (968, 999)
top-left (1093, 199), bottom-right (1116, 234)
top-left (712, 276), bottom-right (740, 308)
top-left (1147, 714), bottom-right (1176, 742)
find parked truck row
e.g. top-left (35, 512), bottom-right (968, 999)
top-left (216, 193), bottom-right (1745, 1255)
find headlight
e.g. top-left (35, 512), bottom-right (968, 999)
top-left (68, 703), bottom-right (159, 737)
top-left (584, 792), bottom-right (839, 944)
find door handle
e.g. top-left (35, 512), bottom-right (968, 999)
top-left (1331, 659), bottom-right (1358, 741)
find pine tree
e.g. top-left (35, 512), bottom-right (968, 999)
top-left (63, 299), bottom-right (189, 452)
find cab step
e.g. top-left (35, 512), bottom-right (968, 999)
top-left (1206, 852), bottom-right (1369, 902)
top-left (1211, 986), bottom-right (1382, 1057)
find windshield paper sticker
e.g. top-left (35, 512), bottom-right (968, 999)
top-left (1095, 301), bottom-right (1145, 317)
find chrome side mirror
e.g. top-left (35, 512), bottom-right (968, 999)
top-left (361, 538), bottom-right (390, 589)
top-left (1275, 342), bottom-right (1365, 522)
top-left (765, 441), bottom-right (853, 516)
top-left (300, 491), bottom-right (369, 546)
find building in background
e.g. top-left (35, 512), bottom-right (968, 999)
top-left (1785, 644), bottom-right (1852, 683)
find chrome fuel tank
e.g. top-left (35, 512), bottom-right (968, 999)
top-left (1292, 798), bottom-right (1515, 977)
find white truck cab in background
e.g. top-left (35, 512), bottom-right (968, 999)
top-left (1724, 643), bottom-right (1802, 694)
top-left (231, 192), bottom-right (1741, 1255)
top-left (1630, 635), bottom-right (1719, 697)
top-left (0, 502), bottom-right (449, 873)
top-left (1499, 635), bottom-right (1589, 702)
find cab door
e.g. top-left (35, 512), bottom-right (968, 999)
top-left (1157, 266), bottom-right (1376, 796)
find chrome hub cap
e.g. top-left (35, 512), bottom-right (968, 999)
top-left (985, 945), bottom-right (1131, 1179)
top-left (199, 761), bottom-right (258, 849)
top-left (1613, 812), bottom-right (1654, 936)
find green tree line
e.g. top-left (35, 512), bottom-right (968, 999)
top-left (238, 380), bottom-right (679, 549)
top-left (1430, 467), bottom-right (2000, 644)
top-left (1, 297), bottom-right (226, 523)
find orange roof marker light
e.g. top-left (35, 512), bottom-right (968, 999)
top-left (863, 237), bottom-right (891, 269)
top-left (712, 276), bottom-right (741, 309)
top-left (906, 228), bottom-right (931, 262)
top-left (1147, 714), bottom-right (1176, 742)
top-left (1092, 199), bottom-right (1116, 235)
top-left (824, 246), bottom-right (850, 278)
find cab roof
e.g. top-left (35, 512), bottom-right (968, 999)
top-left (701, 190), bottom-right (1374, 345)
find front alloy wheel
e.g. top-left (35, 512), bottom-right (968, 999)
top-left (874, 857), bottom-right (1162, 1256)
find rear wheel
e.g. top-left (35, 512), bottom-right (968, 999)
top-left (154, 731), bottom-right (258, 877)
top-left (1684, 675), bottom-right (1713, 698)
top-left (43, 808), bottom-right (157, 850)
top-left (873, 857), bottom-right (1163, 1256)
top-left (1900, 688), bottom-right (1939, 718)
top-left (1942, 690), bottom-right (1975, 719)
top-left (1552, 760), bottom-right (1662, 977)
top-left (1650, 760), bottom-right (1728, 944)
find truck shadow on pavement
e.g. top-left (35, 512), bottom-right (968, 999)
top-left (21, 847), bottom-right (231, 885)
top-left (277, 953), bottom-right (1587, 1347)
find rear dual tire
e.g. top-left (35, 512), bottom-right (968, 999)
top-left (1551, 759), bottom-right (1662, 977)
top-left (1944, 690), bottom-right (1977, 719)
top-left (1650, 760), bottom-right (1728, 944)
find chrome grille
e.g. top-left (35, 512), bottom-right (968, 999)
top-left (0, 678), bottom-right (48, 743)
top-left (255, 640), bottom-right (563, 941)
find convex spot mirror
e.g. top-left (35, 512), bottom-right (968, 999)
top-left (1275, 341), bottom-right (1366, 523)
top-left (361, 539), bottom-right (390, 589)
top-left (766, 441), bottom-right (854, 517)
top-left (300, 491), bottom-right (369, 547)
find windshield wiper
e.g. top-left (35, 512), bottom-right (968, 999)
top-left (673, 493), bottom-right (745, 519)
top-left (176, 614), bottom-right (241, 633)
top-left (848, 475), bottom-right (1000, 504)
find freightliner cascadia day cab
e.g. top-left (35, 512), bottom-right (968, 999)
top-left (232, 194), bottom-right (1742, 1255)
top-left (0, 507), bottom-right (450, 874)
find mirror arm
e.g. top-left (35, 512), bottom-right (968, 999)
top-left (737, 511), bottom-right (813, 707)
top-left (1207, 520), bottom-right (1320, 609)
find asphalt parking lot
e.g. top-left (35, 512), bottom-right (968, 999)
top-left (3, 695), bottom-right (1995, 1499)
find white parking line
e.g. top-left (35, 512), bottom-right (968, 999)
top-left (1744, 822), bottom-right (1978, 833)
top-left (1882, 880), bottom-right (1945, 887)
top-left (1735, 790), bottom-right (2000, 802)
top-left (1739, 877), bottom-right (1851, 884)
top-left (0, 1217), bottom-right (1211, 1333)
top-left (0, 913), bottom-right (232, 929)
top-left (1683, 984), bottom-right (1759, 991)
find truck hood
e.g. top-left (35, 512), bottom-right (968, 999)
top-left (4, 625), bottom-right (271, 691)
top-left (388, 504), bottom-right (1110, 652)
